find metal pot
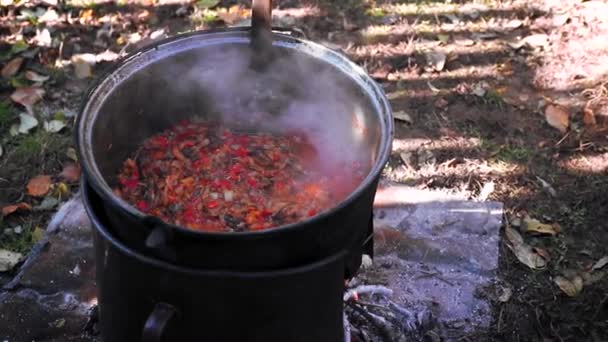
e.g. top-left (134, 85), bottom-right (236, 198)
top-left (83, 180), bottom-right (346, 342)
top-left (76, 27), bottom-right (393, 271)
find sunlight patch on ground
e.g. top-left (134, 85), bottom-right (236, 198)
top-left (388, 136), bottom-right (522, 185)
top-left (558, 152), bottom-right (608, 174)
top-left (392, 136), bottom-right (481, 153)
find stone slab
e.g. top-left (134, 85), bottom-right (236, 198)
top-left (0, 185), bottom-right (502, 341)
top-left (369, 185), bottom-right (503, 335)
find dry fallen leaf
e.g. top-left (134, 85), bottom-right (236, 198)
top-left (592, 256), bottom-right (608, 271)
top-left (34, 196), bottom-right (59, 211)
top-left (79, 8), bottom-right (94, 25)
top-left (0, 249), bottom-right (24, 272)
top-left (393, 110), bottom-right (413, 124)
top-left (66, 147), bottom-right (78, 161)
top-left (17, 113), bottom-right (38, 134)
top-left (2, 57), bottom-right (24, 78)
top-left (426, 50), bottom-right (447, 72)
top-left (10, 87), bottom-right (44, 114)
top-left (25, 70), bottom-right (50, 83)
top-left (26, 175), bottom-right (52, 197)
top-left (71, 54), bottom-right (96, 79)
top-left (217, 5), bottom-right (249, 25)
top-left (59, 163), bottom-right (81, 183)
top-left (44, 119), bottom-right (66, 133)
top-left (522, 34), bottom-right (549, 48)
top-left (522, 216), bottom-right (560, 236)
top-left (1, 202), bottom-right (32, 216)
top-left (583, 102), bottom-right (597, 127)
top-left (33, 28), bottom-right (52, 47)
top-left (554, 275), bottom-right (583, 297)
top-left (497, 286), bottom-right (512, 302)
top-left (505, 226), bottom-right (549, 269)
top-left (545, 104), bottom-right (570, 133)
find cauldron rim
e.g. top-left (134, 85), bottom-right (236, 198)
top-left (76, 27), bottom-right (393, 239)
top-left (83, 179), bottom-right (349, 275)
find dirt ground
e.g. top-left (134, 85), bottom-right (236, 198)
top-left (0, 0), bottom-right (607, 341)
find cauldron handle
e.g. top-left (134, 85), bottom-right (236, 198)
top-left (250, 0), bottom-right (273, 69)
top-left (142, 302), bottom-right (179, 342)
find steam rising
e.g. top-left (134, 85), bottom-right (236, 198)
top-left (173, 45), bottom-right (373, 179)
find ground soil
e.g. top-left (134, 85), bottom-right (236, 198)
top-left (0, 0), bottom-right (607, 340)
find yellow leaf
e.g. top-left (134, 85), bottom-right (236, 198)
top-left (31, 226), bottom-right (44, 243)
top-left (522, 217), bottom-right (560, 236)
top-left (54, 182), bottom-right (70, 199)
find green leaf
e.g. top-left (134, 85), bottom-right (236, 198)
top-left (10, 41), bottom-right (28, 55)
top-left (196, 0), bottom-right (220, 9)
top-left (10, 77), bottom-right (28, 88)
top-left (53, 111), bottom-right (65, 121)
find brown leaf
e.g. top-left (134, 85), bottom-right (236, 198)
top-left (2, 57), bottom-right (23, 78)
top-left (26, 175), bottom-right (52, 197)
top-left (79, 9), bottom-right (94, 25)
top-left (10, 87), bottom-right (44, 114)
top-left (1, 202), bottom-right (32, 216)
top-left (583, 102), bottom-right (597, 127)
top-left (545, 104), bottom-right (570, 133)
top-left (217, 5), bottom-right (249, 25)
top-left (505, 226), bottom-right (548, 269)
top-left (554, 275), bottom-right (583, 297)
top-left (59, 163), bottom-right (81, 183)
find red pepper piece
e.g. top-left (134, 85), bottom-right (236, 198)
top-left (246, 178), bottom-right (259, 188)
top-left (234, 146), bottom-right (249, 158)
top-left (120, 178), bottom-right (139, 190)
top-left (149, 136), bottom-right (170, 148)
top-left (136, 200), bottom-right (148, 211)
top-left (207, 200), bottom-right (220, 209)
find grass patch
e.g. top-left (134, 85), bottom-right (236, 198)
top-left (495, 145), bottom-right (533, 162)
top-left (0, 218), bottom-right (40, 254)
top-left (469, 126), bottom-right (533, 163)
top-left (14, 130), bottom-right (66, 162)
top-left (0, 102), bottom-right (16, 133)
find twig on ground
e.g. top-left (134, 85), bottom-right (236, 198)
top-left (344, 312), bottom-right (351, 342)
top-left (554, 132), bottom-right (570, 147)
top-left (344, 285), bottom-right (394, 302)
top-left (350, 303), bottom-right (400, 341)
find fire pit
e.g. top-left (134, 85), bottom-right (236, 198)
top-left (76, 1), bottom-right (393, 340)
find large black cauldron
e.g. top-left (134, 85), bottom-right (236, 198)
top-left (84, 180), bottom-right (347, 342)
top-left (76, 27), bottom-right (393, 274)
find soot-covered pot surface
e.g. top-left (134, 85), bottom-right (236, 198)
top-left (76, 28), bottom-right (393, 271)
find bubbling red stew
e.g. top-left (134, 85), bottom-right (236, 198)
top-left (115, 120), bottom-right (366, 232)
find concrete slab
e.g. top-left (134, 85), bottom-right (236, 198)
top-left (0, 195), bottom-right (98, 342)
top-left (364, 184), bottom-right (503, 337)
top-left (0, 184), bottom-right (502, 341)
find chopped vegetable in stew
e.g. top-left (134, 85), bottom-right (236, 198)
top-left (115, 120), bottom-right (365, 232)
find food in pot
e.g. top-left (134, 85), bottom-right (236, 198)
top-left (115, 120), bottom-right (365, 232)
